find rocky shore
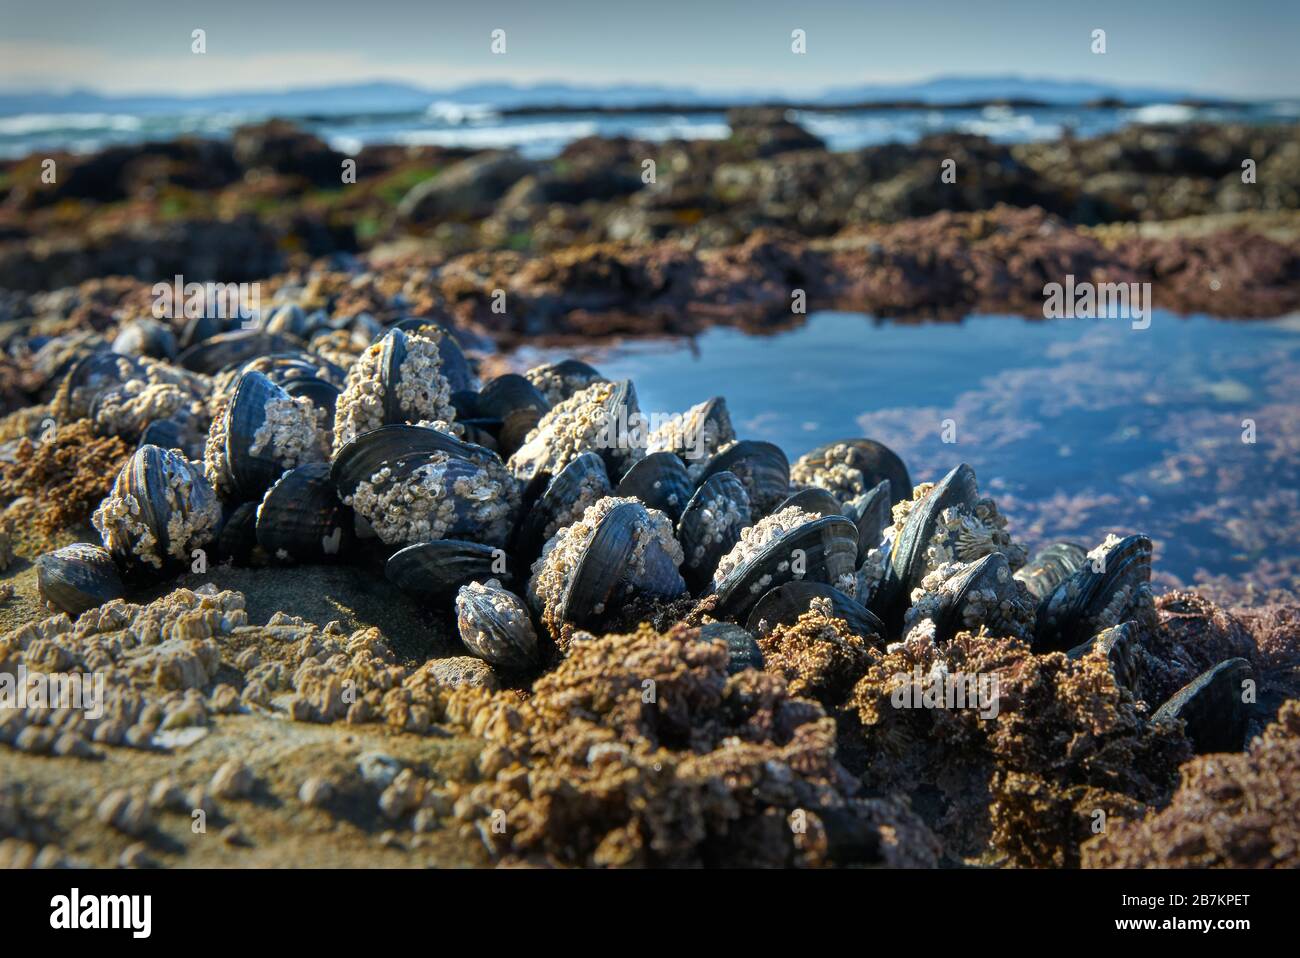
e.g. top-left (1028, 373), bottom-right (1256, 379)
top-left (1, 110), bottom-right (1298, 870)
top-left (2, 114), bottom-right (1297, 324)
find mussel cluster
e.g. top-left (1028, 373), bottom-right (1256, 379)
top-left (31, 309), bottom-right (1253, 751)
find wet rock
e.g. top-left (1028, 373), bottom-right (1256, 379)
top-left (231, 119), bottom-right (346, 188)
top-left (398, 152), bottom-right (538, 222)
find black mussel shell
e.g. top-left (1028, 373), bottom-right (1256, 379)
top-left (36, 543), bottom-right (125, 616)
top-left (256, 463), bottom-right (355, 564)
top-left (1152, 658), bottom-right (1254, 754)
top-left (711, 514), bottom-right (858, 622)
top-left (219, 370), bottom-right (309, 502)
top-left (100, 444), bottom-right (222, 577)
top-left (615, 451), bottom-right (693, 524)
top-left (512, 451), bottom-right (610, 565)
top-left (1033, 535), bottom-right (1154, 653)
top-left (698, 440), bottom-right (790, 518)
top-left (650, 396), bottom-right (733, 463)
top-left (794, 439), bottom-right (911, 507)
top-left (457, 419), bottom-right (501, 452)
top-left (925, 552), bottom-right (1022, 644)
top-left (479, 374), bottom-right (551, 457)
top-left (331, 423), bottom-right (499, 500)
top-left (556, 501), bottom-right (687, 634)
top-left (282, 376), bottom-right (341, 421)
top-left (139, 417), bottom-right (201, 459)
top-left (1067, 621), bottom-right (1141, 693)
top-left (843, 479), bottom-right (892, 564)
top-left (112, 319), bottom-right (178, 360)
top-left (391, 317), bottom-right (477, 394)
top-left (179, 313), bottom-right (225, 351)
top-left (217, 501), bottom-right (262, 565)
top-left (377, 328), bottom-right (411, 424)
top-left (455, 581), bottom-right (540, 670)
top-left (697, 622), bottom-right (764, 674)
top-left (527, 358), bottom-right (606, 403)
top-left (676, 470), bottom-right (751, 594)
top-left (746, 580), bottom-right (883, 640)
top-left (178, 330), bottom-right (302, 375)
top-left (1015, 541), bottom-right (1088, 601)
top-left (870, 463), bottom-right (980, 625)
top-left (776, 487), bottom-right (843, 518)
top-left (387, 540), bottom-right (514, 602)
top-left (57, 351), bottom-right (147, 419)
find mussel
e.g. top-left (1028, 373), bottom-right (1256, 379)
top-left (747, 580), bottom-right (884, 640)
top-left (1152, 658), bottom-right (1254, 754)
top-left (903, 552), bottom-right (1035, 644)
top-left (511, 451), bottom-right (611, 565)
top-left (647, 396), bottom-right (734, 468)
top-left (1033, 534), bottom-right (1155, 653)
top-left (614, 451), bottom-right (693, 523)
top-left (869, 463), bottom-right (1025, 629)
top-left (843, 479), bottom-right (892, 563)
top-left (53, 351), bottom-right (147, 421)
top-left (477, 373), bottom-right (551, 458)
top-left (177, 330), bottom-right (303, 375)
top-left (36, 543), bottom-right (125, 616)
top-left (675, 470), bottom-right (751, 593)
top-left (709, 505), bottom-right (858, 622)
top-left (790, 439), bottom-right (911, 507)
top-left (387, 539), bottom-right (515, 602)
top-left (217, 501), bottom-right (262, 565)
top-left (697, 622), bottom-right (764, 674)
top-left (1067, 621), bottom-right (1142, 693)
top-left (508, 379), bottom-right (643, 484)
top-left (93, 444), bottom-right (222, 574)
top-left (332, 424), bottom-right (518, 549)
top-left (112, 319), bottom-right (178, 360)
top-left (390, 317), bottom-right (479, 395)
top-left (1015, 541), bottom-right (1088, 601)
top-left (776, 487), bottom-right (843, 519)
top-left (697, 440), bottom-right (790, 518)
top-left (524, 359), bottom-right (606, 406)
top-left (255, 463), bottom-right (355, 563)
top-left (332, 328), bottom-right (458, 453)
top-left (205, 370), bottom-right (328, 502)
top-left (528, 497), bottom-right (686, 643)
top-left (455, 579), bottom-right (540, 670)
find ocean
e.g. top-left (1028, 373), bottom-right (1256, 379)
top-left (2, 99), bottom-right (1297, 160)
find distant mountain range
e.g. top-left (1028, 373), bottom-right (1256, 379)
top-left (0, 75), bottom-right (1244, 117)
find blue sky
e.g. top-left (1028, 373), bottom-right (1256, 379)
top-left (0, 0), bottom-right (1295, 97)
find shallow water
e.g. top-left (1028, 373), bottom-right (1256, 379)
top-left (518, 311), bottom-right (1300, 602)
top-left (2, 101), bottom-right (1295, 159)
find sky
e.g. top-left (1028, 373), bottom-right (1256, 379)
top-left (0, 0), bottom-right (1295, 98)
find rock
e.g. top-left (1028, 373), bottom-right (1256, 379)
top-left (726, 108), bottom-right (826, 157)
top-left (96, 789), bottom-right (152, 836)
top-left (210, 759), bottom-right (254, 799)
top-left (418, 655), bottom-right (501, 691)
top-left (356, 751), bottom-right (403, 787)
top-left (298, 776), bottom-right (334, 807)
top-left (231, 119), bottom-right (346, 188)
top-left (397, 152), bottom-right (538, 223)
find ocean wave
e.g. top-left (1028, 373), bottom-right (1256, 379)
top-left (0, 112), bottom-right (143, 135)
top-left (1128, 103), bottom-right (1196, 123)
